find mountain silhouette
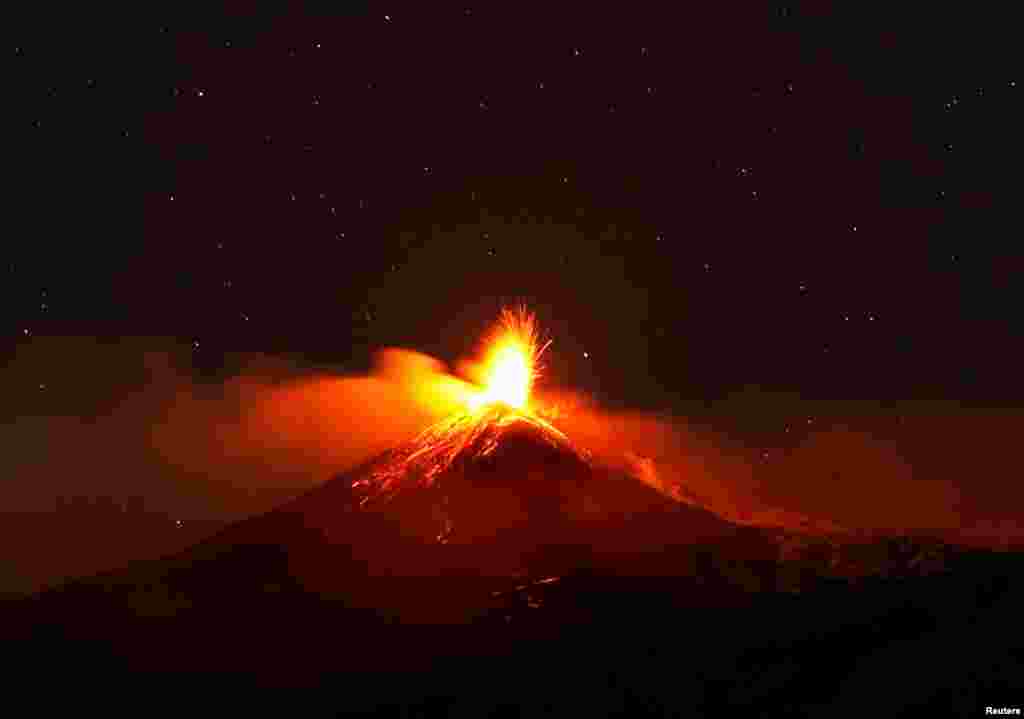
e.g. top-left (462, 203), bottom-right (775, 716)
top-left (5, 408), bottom-right (1021, 715)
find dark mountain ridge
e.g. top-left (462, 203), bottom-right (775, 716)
top-left (4, 412), bottom-right (1020, 715)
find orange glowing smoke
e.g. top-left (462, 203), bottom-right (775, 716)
top-left (467, 306), bottom-right (552, 414)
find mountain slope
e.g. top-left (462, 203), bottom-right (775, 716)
top-left (5, 408), bottom-right (1021, 715)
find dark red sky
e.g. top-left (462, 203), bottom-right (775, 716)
top-left (9, 4), bottom-right (1021, 404)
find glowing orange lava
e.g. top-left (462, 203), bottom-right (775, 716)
top-left (468, 306), bottom-right (551, 414)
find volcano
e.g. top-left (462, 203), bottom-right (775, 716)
top-left (27, 404), bottom-right (771, 631)
top-left (6, 407), bottom-right (775, 678)
top-left (8, 402), bottom-right (1022, 714)
top-left (5, 309), bottom-right (1022, 714)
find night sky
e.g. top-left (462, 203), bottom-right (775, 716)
top-left (5, 5), bottom-right (1022, 593)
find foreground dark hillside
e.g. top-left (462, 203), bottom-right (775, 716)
top-left (5, 544), bottom-right (1020, 716)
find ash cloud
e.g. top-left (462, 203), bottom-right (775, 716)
top-left (0, 337), bottom-right (474, 593)
top-left (540, 386), bottom-right (1022, 545)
